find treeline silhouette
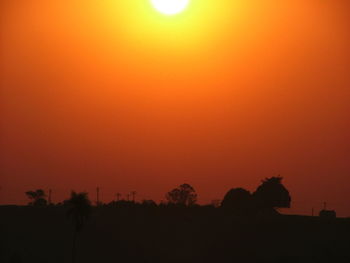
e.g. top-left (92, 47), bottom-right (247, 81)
top-left (1, 177), bottom-right (348, 263)
top-left (25, 177), bottom-right (291, 214)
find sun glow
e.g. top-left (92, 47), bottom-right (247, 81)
top-left (151, 0), bottom-right (190, 15)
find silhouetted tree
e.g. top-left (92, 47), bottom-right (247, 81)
top-left (221, 188), bottom-right (252, 215)
top-left (66, 191), bottom-right (92, 263)
top-left (253, 176), bottom-right (291, 213)
top-left (25, 189), bottom-right (47, 206)
top-left (166, 183), bottom-right (197, 206)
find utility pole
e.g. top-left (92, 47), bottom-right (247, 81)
top-left (48, 189), bottom-right (52, 205)
top-left (96, 187), bottom-right (100, 206)
top-left (116, 192), bottom-right (121, 202)
top-left (323, 202), bottom-right (327, 210)
top-left (131, 191), bottom-right (137, 203)
top-left (126, 193), bottom-right (130, 202)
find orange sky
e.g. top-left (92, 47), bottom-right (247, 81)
top-left (1, 0), bottom-right (350, 215)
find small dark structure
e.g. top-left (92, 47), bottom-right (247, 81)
top-left (319, 209), bottom-right (336, 219)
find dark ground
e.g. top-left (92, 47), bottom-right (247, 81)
top-left (1, 205), bottom-right (350, 263)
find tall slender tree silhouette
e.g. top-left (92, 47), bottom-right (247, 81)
top-left (66, 191), bottom-right (92, 263)
top-left (166, 183), bottom-right (197, 206)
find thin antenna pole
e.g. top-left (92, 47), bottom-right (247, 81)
top-left (116, 193), bottom-right (121, 202)
top-left (131, 191), bottom-right (136, 202)
top-left (48, 189), bottom-right (52, 204)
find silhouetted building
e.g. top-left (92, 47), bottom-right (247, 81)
top-left (319, 209), bottom-right (336, 219)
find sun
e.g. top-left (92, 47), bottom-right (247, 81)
top-left (151, 0), bottom-right (190, 15)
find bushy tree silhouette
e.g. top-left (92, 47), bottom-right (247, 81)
top-left (253, 176), bottom-right (291, 213)
top-left (166, 183), bottom-right (197, 206)
top-left (221, 188), bottom-right (252, 214)
top-left (25, 189), bottom-right (47, 206)
top-left (66, 191), bottom-right (92, 263)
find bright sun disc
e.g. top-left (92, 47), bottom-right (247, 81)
top-left (151, 0), bottom-right (190, 15)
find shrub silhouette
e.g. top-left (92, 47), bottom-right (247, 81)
top-left (253, 176), bottom-right (291, 213)
top-left (166, 183), bottom-right (197, 206)
top-left (66, 191), bottom-right (92, 263)
top-left (221, 188), bottom-right (252, 215)
top-left (142, 199), bottom-right (157, 207)
top-left (25, 189), bottom-right (47, 206)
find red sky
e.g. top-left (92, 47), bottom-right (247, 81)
top-left (1, 0), bottom-right (350, 216)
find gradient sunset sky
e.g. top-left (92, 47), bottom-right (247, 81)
top-left (1, 0), bottom-right (350, 215)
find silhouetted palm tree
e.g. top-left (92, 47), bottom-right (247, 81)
top-left (66, 191), bottom-right (92, 263)
top-left (25, 189), bottom-right (47, 206)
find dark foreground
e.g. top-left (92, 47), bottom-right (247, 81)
top-left (1, 206), bottom-right (350, 263)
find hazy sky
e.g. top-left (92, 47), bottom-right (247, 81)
top-left (1, 0), bottom-right (350, 215)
